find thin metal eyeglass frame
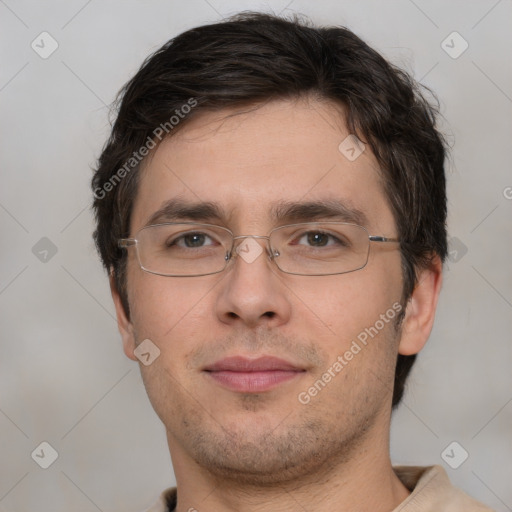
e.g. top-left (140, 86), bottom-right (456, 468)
top-left (118, 221), bottom-right (400, 277)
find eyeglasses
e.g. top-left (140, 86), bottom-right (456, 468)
top-left (118, 222), bottom-right (400, 277)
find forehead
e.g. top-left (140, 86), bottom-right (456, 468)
top-left (131, 97), bottom-right (394, 234)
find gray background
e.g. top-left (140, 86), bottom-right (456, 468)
top-left (1, 0), bottom-right (511, 511)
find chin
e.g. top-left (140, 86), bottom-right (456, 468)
top-left (181, 416), bottom-right (362, 487)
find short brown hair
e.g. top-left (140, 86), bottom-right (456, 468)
top-left (92, 12), bottom-right (448, 407)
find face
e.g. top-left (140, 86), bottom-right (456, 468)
top-left (113, 98), bottom-right (433, 485)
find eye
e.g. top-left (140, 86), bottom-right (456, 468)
top-left (169, 232), bottom-right (216, 248)
top-left (295, 231), bottom-right (347, 248)
top-left (302, 232), bottom-right (330, 247)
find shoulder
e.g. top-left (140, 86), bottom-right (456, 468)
top-left (393, 465), bottom-right (494, 511)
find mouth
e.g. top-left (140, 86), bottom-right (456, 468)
top-left (203, 356), bottom-right (306, 393)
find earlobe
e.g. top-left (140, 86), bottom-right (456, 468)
top-left (109, 271), bottom-right (138, 361)
top-left (398, 255), bottom-right (443, 356)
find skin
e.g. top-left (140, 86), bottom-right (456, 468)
top-left (111, 97), bottom-right (443, 512)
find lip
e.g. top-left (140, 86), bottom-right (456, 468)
top-left (203, 356), bottom-right (305, 393)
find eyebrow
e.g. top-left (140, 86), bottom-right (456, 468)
top-left (271, 199), bottom-right (367, 226)
top-left (144, 198), bottom-right (368, 228)
top-left (144, 199), bottom-right (226, 226)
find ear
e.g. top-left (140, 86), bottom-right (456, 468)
top-left (398, 255), bottom-right (443, 356)
top-left (109, 270), bottom-right (138, 361)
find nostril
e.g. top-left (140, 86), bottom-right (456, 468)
top-left (263, 311), bottom-right (275, 318)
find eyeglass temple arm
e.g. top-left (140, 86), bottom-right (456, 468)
top-left (369, 236), bottom-right (400, 243)
top-left (118, 238), bottom-right (137, 248)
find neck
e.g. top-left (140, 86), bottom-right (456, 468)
top-left (168, 429), bottom-right (410, 512)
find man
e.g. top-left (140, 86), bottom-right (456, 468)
top-left (92, 12), bottom-right (493, 512)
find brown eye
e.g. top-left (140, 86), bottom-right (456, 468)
top-left (167, 232), bottom-right (215, 248)
top-left (306, 232), bottom-right (330, 246)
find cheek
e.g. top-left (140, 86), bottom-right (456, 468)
top-left (127, 266), bottom-right (221, 379)
top-left (298, 275), bottom-right (402, 401)
top-left (127, 273), bottom-right (210, 411)
top-left (128, 275), bottom-right (169, 340)
top-left (290, 258), bottom-right (402, 345)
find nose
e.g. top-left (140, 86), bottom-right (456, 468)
top-left (214, 236), bottom-right (292, 328)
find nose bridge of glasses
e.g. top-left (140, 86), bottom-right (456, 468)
top-left (231, 234), bottom-right (277, 260)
